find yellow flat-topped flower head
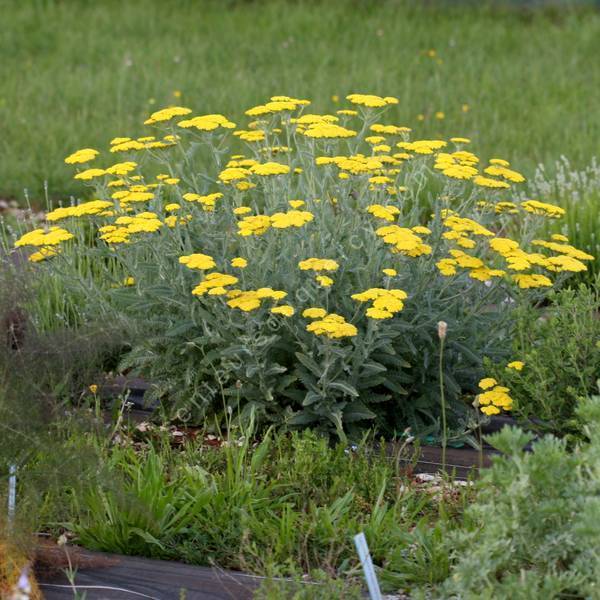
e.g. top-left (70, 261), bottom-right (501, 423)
top-left (65, 148), bottom-right (99, 164)
top-left (179, 253), bottom-right (216, 270)
top-left (144, 106), bottom-right (192, 125)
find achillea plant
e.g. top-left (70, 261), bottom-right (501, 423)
top-left (11, 93), bottom-right (594, 437)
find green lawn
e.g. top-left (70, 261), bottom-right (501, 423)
top-left (2, 0), bottom-right (599, 205)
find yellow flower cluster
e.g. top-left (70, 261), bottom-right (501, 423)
top-left (74, 168), bottom-right (106, 180)
top-left (179, 253), bottom-right (217, 270)
top-left (244, 96), bottom-right (310, 116)
top-left (375, 225), bottom-right (431, 257)
top-left (238, 214), bottom-right (272, 236)
top-left (178, 113), bottom-right (236, 131)
top-left (144, 106), bottom-right (192, 125)
top-left (352, 288), bottom-right (408, 319)
top-left (29, 247), bottom-right (60, 262)
top-left (34, 93), bottom-right (595, 362)
top-left (367, 204), bottom-right (400, 222)
top-left (46, 200), bottom-right (113, 221)
top-left (305, 312), bottom-right (358, 339)
top-left (398, 140), bottom-right (446, 155)
top-left (110, 135), bottom-right (177, 153)
top-left (298, 258), bottom-right (339, 272)
top-left (192, 273), bottom-right (239, 297)
top-left (64, 148), bottom-right (99, 164)
top-left (98, 212), bottom-right (162, 244)
top-left (227, 288), bottom-right (287, 311)
top-left (302, 123), bottom-right (357, 139)
top-left (370, 123), bottom-right (411, 135)
top-left (434, 151), bottom-right (479, 180)
top-left (521, 200), bottom-right (565, 218)
top-left (182, 192), bottom-right (223, 211)
top-left (15, 227), bottom-right (74, 248)
top-left (249, 162), bottom-right (290, 176)
top-left (346, 94), bottom-right (398, 108)
top-left (477, 377), bottom-right (513, 416)
top-left (270, 210), bottom-right (314, 229)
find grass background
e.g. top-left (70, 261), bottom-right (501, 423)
top-left (1, 0), bottom-right (599, 205)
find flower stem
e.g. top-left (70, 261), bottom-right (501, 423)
top-left (439, 336), bottom-right (447, 472)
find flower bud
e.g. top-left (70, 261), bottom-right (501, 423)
top-left (437, 321), bottom-right (447, 341)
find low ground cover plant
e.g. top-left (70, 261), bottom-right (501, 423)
top-left (423, 393), bottom-right (600, 599)
top-left (9, 93), bottom-right (594, 440)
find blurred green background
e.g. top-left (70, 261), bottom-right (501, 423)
top-left (1, 0), bottom-right (599, 205)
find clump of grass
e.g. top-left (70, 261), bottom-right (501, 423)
top-left (66, 425), bottom-right (470, 591)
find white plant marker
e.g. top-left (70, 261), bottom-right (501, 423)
top-left (8, 464), bottom-right (17, 526)
top-left (354, 532), bottom-right (382, 600)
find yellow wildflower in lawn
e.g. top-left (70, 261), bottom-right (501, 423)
top-left (382, 268), bottom-right (397, 277)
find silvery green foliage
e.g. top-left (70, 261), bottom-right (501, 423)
top-left (429, 394), bottom-right (600, 599)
